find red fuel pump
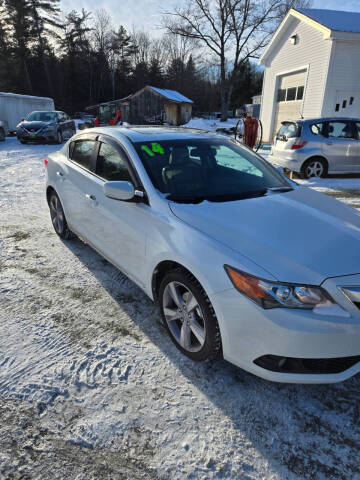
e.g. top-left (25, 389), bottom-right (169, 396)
top-left (234, 116), bottom-right (263, 152)
top-left (243, 116), bottom-right (259, 149)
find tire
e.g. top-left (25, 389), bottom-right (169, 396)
top-left (48, 191), bottom-right (73, 239)
top-left (300, 157), bottom-right (327, 179)
top-left (159, 268), bottom-right (222, 361)
top-left (56, 130), bottom-right (63, 144)
top-left (0, 128), bottom-right (5, 142)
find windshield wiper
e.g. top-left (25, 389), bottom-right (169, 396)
top-left (266, 186), bottom-right (294, 193)
top-left (206, 189), bottom-right (268, 202)
top-left (166, 193), bottom-right (205, 204)
top-left (167, 187), bottom-right (292, 204)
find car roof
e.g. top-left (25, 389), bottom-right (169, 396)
top-left (289, 117), bottom-right (360, 125)
top-left (29, 110), bottom-right (62, 114)
top-left (87, 125), bottom-right (224, 142)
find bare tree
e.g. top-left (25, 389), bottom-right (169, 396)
top-left (163, 0), bottom-right (311, 120)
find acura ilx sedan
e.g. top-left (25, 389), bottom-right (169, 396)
top-left (45, 126), bottom-right (360, 383)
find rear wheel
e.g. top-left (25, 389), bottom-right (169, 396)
top-left (0, 128), bottom-right (5, 141)
top-left (48, 191), bottom-right (72, 239)
top-left (300, 157), bottom-right (327, 179)
top-left (159, 269), bottom-right (222, 361)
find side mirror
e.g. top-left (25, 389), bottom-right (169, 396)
top-left (103, 180), bottom-right (135, 201)
top-left (21, 118), bottom-right (25, 122)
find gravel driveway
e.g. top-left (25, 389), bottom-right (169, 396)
top-left (1, 138), bottom-right (360, 480)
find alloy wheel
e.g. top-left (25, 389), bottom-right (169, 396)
top-left (305, 160), bottom-right (323, 178)
top-left (162, 281), bottom-right (206, 353)
top-left (49, 195), bottom-right (64, 234)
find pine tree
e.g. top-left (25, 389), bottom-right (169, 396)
top-left (28, 0), bottom-right (63, 96)
top-left (148, 57), bottom-right (163, 87)
top-left (4, 0), bottom-right (34, 93)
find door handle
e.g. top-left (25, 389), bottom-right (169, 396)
top-left (56, 171), bottom-right (64, 177)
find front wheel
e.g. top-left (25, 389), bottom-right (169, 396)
top-left (300, 158), bottom-right (327, 179)
top-left (159, 269), bottom-right (222, 361)
top-left (48, 191), bottom-right (72, 239)
top-left (56, 130), bottom-right (63, 144)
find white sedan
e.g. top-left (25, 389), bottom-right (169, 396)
top-left (45, 126), bottom-right (360, 383)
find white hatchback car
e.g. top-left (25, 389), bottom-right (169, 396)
top-left (45, 126), bottom-right (360, 383)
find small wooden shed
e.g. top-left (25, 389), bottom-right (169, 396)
top-left (128, 86), bottom-right (193, 126)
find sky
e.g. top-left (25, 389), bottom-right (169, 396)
top-left (61, 0), bottom-right (360, 34)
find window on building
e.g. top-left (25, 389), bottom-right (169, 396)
top-left (335, 103), bottom-right (340, 112)
top-left (342, 100), bottom-right (347, 109)
top-left (296, 86), bottom-right (304, 100)
top-left (286, 87), bottom-right (297, 101)
top-left (278, 85), bottom-right (304, 102)
top-left (278, 89), bottom-right (286, 101)
top-left (350, 97), bottom-right (354, 105)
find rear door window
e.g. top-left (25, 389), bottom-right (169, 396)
top-left (327, 121), bottom-right (355, 139)
top-left (355, 122), bottom-right (360, 140)
top-left (70, 140), bottom-right (95, 170)
top-left (96, 142), bottom-right (132, 181)
top-left (277, 122), bottom-right (300, 140)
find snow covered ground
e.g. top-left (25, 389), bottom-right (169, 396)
top-left (1, 137), bottom-right (360, 479)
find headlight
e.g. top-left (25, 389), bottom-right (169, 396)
top-left (224, 265), bottom-right (334, 310)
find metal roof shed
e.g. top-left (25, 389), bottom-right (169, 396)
top-left (130, 86), bottom-right (193, 125)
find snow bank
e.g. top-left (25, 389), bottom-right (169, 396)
top-left (184, 117), bottom-right (239, 131)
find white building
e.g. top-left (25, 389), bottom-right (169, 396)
top-left (259, 8), bottom-right (360, 142)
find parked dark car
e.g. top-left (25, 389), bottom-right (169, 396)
top-left (72, 112), bottom-right (94, 121)
top-left (72, 112), bottom-right (95, 130)
top-left (17, 111), bottom-right (76, 144)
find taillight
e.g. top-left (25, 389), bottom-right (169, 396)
top-left (44, 158), bottom-right (48, 167)
top-left (291, 140), bottom-right (307, 150)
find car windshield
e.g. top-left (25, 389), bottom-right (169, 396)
top-left (26, 111), bottom-right (57, 122)
top-left (135, 138), bottom-right (291, 202)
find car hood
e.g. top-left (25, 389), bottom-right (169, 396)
top-left (19, 121), bottom-right (56, 129)
top-left (169, 187), bottom-right (360, 285)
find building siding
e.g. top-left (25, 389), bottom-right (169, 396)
top-left (260, 18), bottom-right (332, 141)
top-left (322, 40), bottom-right (360, 117)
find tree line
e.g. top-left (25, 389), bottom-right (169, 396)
top-left (0, 0), bottom-right (309, 118)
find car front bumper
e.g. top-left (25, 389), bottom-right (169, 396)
top-left (210, 273), bottom-right (360, 383)
top-left (17, 131), bottom-right (57, 142)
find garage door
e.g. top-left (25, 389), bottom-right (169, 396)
top-left (272, 70), bottom-right (307, 138)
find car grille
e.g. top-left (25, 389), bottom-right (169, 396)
top-left (25, 127), bottom-right (41, 133)
top-left (341, 287), bottom-right (360, 310)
